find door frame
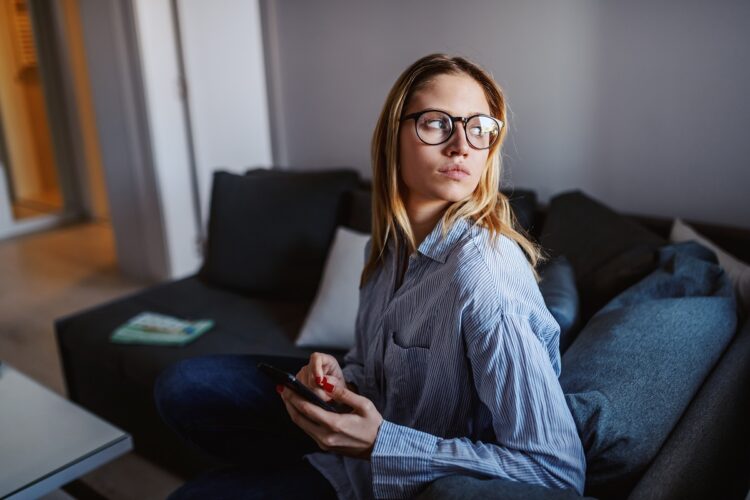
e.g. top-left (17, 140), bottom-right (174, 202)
top-left (0, 0), bottom-right (83, 240)
top-left (73, 0), bottom-right (170, 281)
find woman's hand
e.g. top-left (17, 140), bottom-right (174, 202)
top-left (279, 354), bottom-right (383, 459)
top-left (295, 352), bottom-right (350, 394)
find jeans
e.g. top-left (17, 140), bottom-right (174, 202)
top-left (154, 354), bottom-right (339, 499)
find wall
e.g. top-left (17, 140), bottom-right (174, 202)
top-left (589, 0), bottom-right (750, 229)
top-left (264, 0), bottom-right (750, 228)
top-left (177, 0), bottom-right (273, 225)
top-left (132, 0), bottom-right (272, 277)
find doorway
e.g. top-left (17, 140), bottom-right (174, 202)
top-left (0, 0), bottom-right (89, 239)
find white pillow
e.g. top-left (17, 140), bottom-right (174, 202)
top-left (670, 218), bottom-right (750, 313)
top-left (296, 226), bottom-right (370, 349)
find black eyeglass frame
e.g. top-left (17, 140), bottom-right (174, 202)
top-left (399, 109), bottom-right (503, 150)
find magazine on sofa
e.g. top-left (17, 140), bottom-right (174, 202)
top-left (110, 312), bottom-right (213, 346)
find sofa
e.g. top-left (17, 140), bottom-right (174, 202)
top-left (55, 167), bottom-right (750, 499)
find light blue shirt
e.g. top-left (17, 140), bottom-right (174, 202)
top-left (305, 217), bottom-right (586, 499)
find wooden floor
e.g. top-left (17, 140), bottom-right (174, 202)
top-left (0, 221), bottom-right (183, 499)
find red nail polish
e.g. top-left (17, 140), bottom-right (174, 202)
top-left (323, 382), bottom-right (334, 393)
top-left (315, 376), bottom-right (322, 384)
top-left (276, 384), bottom-right (284, 394)
top-left (321, 377), bottom-right (328, 385)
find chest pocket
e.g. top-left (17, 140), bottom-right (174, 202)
top-left (382, 330), bottom-right (432, 420)
top-left (392, 311), bottom-right (434, 349)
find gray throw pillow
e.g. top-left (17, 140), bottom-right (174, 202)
top-left (539, 191), bottom-right (666, 323)
top-left (560, 241), bottom-right (737, 498)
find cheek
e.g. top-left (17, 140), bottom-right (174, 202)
top-left (398, 138), bottom-right (432, 186)
top-left (398, 156), bottom-right (420, 193)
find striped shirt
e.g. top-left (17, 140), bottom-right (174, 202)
top-left (305, 217), bottom-right (586, 499)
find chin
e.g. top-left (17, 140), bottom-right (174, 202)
top-left (432, 185), bottom-right (474, 204)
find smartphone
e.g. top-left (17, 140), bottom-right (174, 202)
top-left (257, 362), bottom-right (352, 414)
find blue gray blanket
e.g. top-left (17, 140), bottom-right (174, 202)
top-left (560, 241), bottom-right (737, 498)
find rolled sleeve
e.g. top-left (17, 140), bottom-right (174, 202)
top-left (367, 310), bottom-right (586, 499)
top-left (370, 420), bottom-right (438, 499)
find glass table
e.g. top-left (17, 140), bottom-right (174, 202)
top-left (0, 361), bottom-right (132, 499)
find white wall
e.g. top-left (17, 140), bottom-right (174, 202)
top-left (263, 0), bottom-right (750, 229)
top-left (133, 0), bottom-right (199, 278)
top-left (132, 0), bottom-right (272, 278)
top-left (177, 0), bottom-right (273, 226)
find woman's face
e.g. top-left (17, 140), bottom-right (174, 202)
top-left (398, 72), bottom-right (492, 210)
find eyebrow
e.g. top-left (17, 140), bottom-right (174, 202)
top-left (415, 107), bottom-right (490, 117)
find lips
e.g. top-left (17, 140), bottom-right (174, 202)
top-left (438, 165), bottom-right (470, 180)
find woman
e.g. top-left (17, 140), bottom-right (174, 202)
top-left (156, 54), bottom-right (586, 499)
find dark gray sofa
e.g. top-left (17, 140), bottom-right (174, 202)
top-left (55, 168), bottom-right (750, 499)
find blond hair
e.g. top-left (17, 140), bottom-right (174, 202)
top-left (361, 53), bottom-right (544, 288)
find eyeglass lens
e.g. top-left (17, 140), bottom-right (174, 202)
top-left (415, 111), bottom-right (499, 149)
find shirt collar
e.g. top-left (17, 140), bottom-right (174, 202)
top-left (388, 217), bottom-right (474, 264)
top-left (420, 217), bottom-right (475, 263)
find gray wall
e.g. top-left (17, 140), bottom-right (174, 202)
top-left (264, 0), bottom-right (750, 229)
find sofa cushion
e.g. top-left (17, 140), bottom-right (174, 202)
top-left (626, 317), bottom-right (750, 499)
top-left (501, 188), bottom-right (537, 234)
top-left (539, 191), bottom-right (666, 322)
top-left (296, 226), bottom-right (369, 350)
top-left (343, 188), bottom-right (372, 234)
top-left (199, 168), bottom-right (360, 300)
top-left (559, 241), bottom-right (737, 498)
top-left (56, 277), bottom-right (317, 391)
top-left (538, 256), bottom-right (580, 353)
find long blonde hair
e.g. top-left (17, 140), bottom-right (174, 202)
top-left (361, 53), bottom-right (544, 288)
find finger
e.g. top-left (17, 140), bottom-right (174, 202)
top-left (285, 389), bottom-right (339, 429)
top-left (284, 395), bottom-right (325, 431)
top-left (282, 395), bottom-right (332, 447)
top-left (326, 383), bottom-right (374, 415)
top-left (310, 352), bottom-right (342, 384)
top-left (296, 365), bottom-right (324, 396)
top-left (295, 365), bottom-right (312, 388)
top-left (310, 352), bottom-right (329, 384)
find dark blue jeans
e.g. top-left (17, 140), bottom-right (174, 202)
top-left (154, 354), bottom-right (338, 499)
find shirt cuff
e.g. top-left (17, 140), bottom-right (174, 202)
top-left (370, 420), bottom-right (439, 499)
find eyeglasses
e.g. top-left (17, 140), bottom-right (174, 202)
top-left (400, 109), bottom-right (503, 150)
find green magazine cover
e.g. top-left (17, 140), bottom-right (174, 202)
top-left (110, 312), bottom-right (213, 346)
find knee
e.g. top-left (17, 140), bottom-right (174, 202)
top-left (154, 359), bottom-right (186, 427)
top-left (153, 356), bottom-right (216, 429)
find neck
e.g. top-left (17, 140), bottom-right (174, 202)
top-left (405, 195), bottom-right (450, 249)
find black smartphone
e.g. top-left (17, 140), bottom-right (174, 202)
top-left (257, 363), bottom-right (352, 414)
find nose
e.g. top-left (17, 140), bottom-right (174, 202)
top-left (444, 120), bottom-right (470, 157)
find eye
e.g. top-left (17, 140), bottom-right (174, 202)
top-left (425, 118), bottom-right (449, 130)
top-left (469, 126), bottom-right (484, 137)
